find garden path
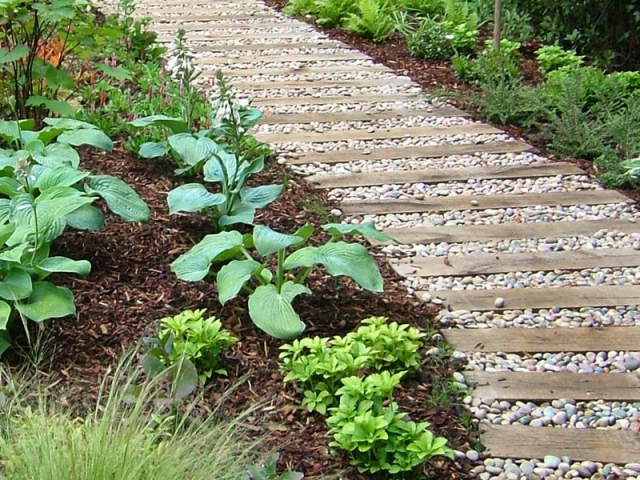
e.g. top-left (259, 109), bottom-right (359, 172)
top-left (132, 1), bottom-right (640, 478)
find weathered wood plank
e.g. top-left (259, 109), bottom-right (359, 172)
top-left (480, 424), bottom-right (640, 464)
top-left (153, 22), bottom-right (311, 32)
top-left (210, 64), bottom-right (391, 77)
top-left (252, 93), bottom-right (423, 107)
top-left (444, 326), bottom-right (640, 353)
top-left (232, 77), bottom-right (412, 91)
top-left (343, 190), bottom-right (628, 216)
top-left (417, 285), bottom-right (640, 311)
top-left (258, 124), bottom-right (498, 144)
top-left (258, 107), bottom-right (470, 125)
top-left (381, 219), bottom-right (640, 245)
top-left (392, 245), bottom-right (638, 278)
top-left (159, 32), bottom-right (324, 42)
top-left (288, 141), bottom-right (532, 164)
top-left (140, 0), bottom-right (259, 5)
top-left (308, 163), bottom-right (582, 188)
top-left (466, 371), bottom-right (640, 401)
top-left (191, 41), bottom-right (341, 52)
top-left (139, 13), bottom-right (274, 21)
top-left (195, 52), bottom-right (367, 65)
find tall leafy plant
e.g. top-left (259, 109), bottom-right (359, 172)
top-left (171, 223), bottom-right (394, 339)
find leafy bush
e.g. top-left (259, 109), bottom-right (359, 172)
top-left (280, 318), bottom-right (452, 476)
top-left (327, 373), bottom-right (453, 475)
top-left (345, 0), bottom-right (394, 43)
top-left (243, 453), bottom-right (303, 480)
top-left (145, 309), bottom-right (238, 384)
top-left (280, 316), bottom-right (425, 414)
top-left (0, 359), bottom-right (296, 480)
top-left (535, 45), bottom-right (584, 74)
top-left (407, 17), bottom-right (477, 60)
top-left (284, 0), bottom-right (319, 16)
top-left (172, 223), bottom-right (393, 339)
top-left (316, 0), bottom-right (358, 27)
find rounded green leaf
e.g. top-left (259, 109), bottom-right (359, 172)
top-left (32, 143), bottom-right (81, 168)
top-left (129, 115), bottom-right (189, 134)
top-left (240, 184), bottom-right (282, 209)
top-left (216, 259), bottom-right (260, 305)
top-left (85, 175), bottom-right (150, 223)
top-left (0, 300), bottom-right (11, 330)
top-left (169, 134), bottom-right (203, 167)
top-left (167, 183), bottom-right (226, 214)
top-left (37, 256), bottom-right (91, 277)
top-left (288, 242), bottom-right (383, 292)
top-left (58, 128), bottom-right (113, 152)
top-left (35, 166), bottom-right (90, 190)
top-left (248, 282), bottom-right (310, 339)
top-left (322, 222), bottom-right (398, 243)
top-left (253, 225), bottom-right (304, 257)
top-left (0, 268), bottom-right (32, 301)
top-left (138, 141), bottom-right (170, 159)
top-left (65, 204), bottom-right (105, 231)
top-left (218, 203), bottom-right (256, 227)
top-left (15, 281), bottom-right (76, 322)
top-left (171, 231), bottom-right (244, 282)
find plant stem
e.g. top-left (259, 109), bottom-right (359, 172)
top-left (293, 266), bottom-right (312, 285)
top-left (276, 249), bottom-right (285, 290)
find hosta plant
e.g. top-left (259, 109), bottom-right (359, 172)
top-left (0, 118), bottom-right (149, 355)
top-left (171, 222), bottom-right (394, 339)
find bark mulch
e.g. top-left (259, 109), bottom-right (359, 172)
top-left (11, 143), bottom-right (474, 479)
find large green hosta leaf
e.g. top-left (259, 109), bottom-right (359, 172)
top-left (203, 151), bottom-right (238, 184)
top-left (218, 203), bottom-right (255, 227)
top-left (57, 128), bottom-right (113, 152)
top-left (37, 256), bottom-right (91, 277)
top-left (129, 115), bottom-right (189, 134)
top-left (85, 175), bottom-right (150, 223)
top-left (0, 268), bottom-right (32, 301)
top-left (15, 281), bottom-right (76, 322)
top-left (253, 225), bottom-right (304, 257)
top-left (240, 184), bottom-right (282, 209)
top-left (284, 241), bottom-right (383, 292)
top-left (31, 143), bottom-right (81, 168)
top-left (168, 134), bottom-right (204, 167)
top-left (171, 231), bottom-right (244, 282)
top-left (139, 141), bottom-right (170, 159)
top-left (167, 183), bottom-right (225, 214)
top-left (216, 258), bottom-right (261, 304)
top-left (35, 166), bottom-right (90, 190)
top-left (65, 204), bottom-right (105, 231)
top-left (248, 282), bottom-right (310, 339)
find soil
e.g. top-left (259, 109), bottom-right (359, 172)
top-left (12, 142), bottom-right (474, 479)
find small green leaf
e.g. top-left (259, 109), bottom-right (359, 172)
top-left (138, 141), bottom-right (170, 159)
top-left (240, 184), bottom-right (282, 209)
top-left (248, 282), bottom-right (310, 339)
top-left (322, 222), bottom-right (398, 243)
top-left (167, 183), bottom-right (225, 214)
top-left (94, 62), bottom-right (132, 80)
top-left (253, 225), bottom-right (303, 257)
top-left (25, 97), bottom-right (75, 117)
top-left (0, 300), bottom-right (11, 330)
top-left (216, 259), bottom-right (260, 304)
top-left (37, 257), bottom-right (91, 277)
top-left (0, 268), bottom-right (32, 301)
top-left (0, 45), bottom-right (29, 64)
top-left (15, 281), bottom-right (76, 322)
top-left (85, 175), bottom-right (150, 222)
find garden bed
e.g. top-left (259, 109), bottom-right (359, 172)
top-left (21, 143), bottom-right (474, 479)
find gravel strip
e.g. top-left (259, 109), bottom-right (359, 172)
top-left (151, 16), bottom-right (293, 25)
top-left (437, 306), bottom-right (640, 328)
top-left (179, 26), bottom-right (316, 36)
top-left (328, 175), bottom-right (597, 202)
top-left (239, 84), bottom-right (422, 99)
top-left (266, 98), bottom-right (449, 114)
top-left (197, 59), bottom-right (377, 70)
top-left (182, 37), bottom-right (329, 47)
top-left (194, 46), bottom-right (355, 58)
top-left (225, 71), bottom-right (400, 82)
top-left (289, 152), bottom-right (546, 176)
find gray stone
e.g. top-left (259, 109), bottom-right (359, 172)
top-left (466, 450), bottom-right (480, 462)
top-left (544, 456), bottom-right (562, 469)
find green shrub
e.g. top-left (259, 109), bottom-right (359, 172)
top-left (345, 0), bottom-right (394, 43)
top-left (316, 0), bottom-right (357, 27)
top-left (407, 17), bottom-right (478, 60)
top-left (284, 0), bottom-right (319, 16)
top-left (535, 45), bottom-right (583, 74)
top-left (0, 359), bottom-right (298, 480)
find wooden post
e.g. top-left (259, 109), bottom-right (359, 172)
top-left (493, 0), bottom-right (502, 51)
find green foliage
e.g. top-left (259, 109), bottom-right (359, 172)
top-left (280, 318), bottom-right (452, 475)
top-left (345, 0), bottom-right (394, 43)
top-left (0, 359), bottom-right (289, 480)
top-left (111, 0), bottom-right (166, 62)
top-left (0, 118), bottom-right (149, 355)
top-left (280, 316), bottom-right (425, 414)
top-left (242, 453), bottom-right (304, 480)
top-left (535, 45), bottom-right (584, 74)
top-left (172, 223), bottom-right (393, 339)
top-left (156, 309), bottom-right (238, 382)
top-left (407, 16), bottom-right (478, 60)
